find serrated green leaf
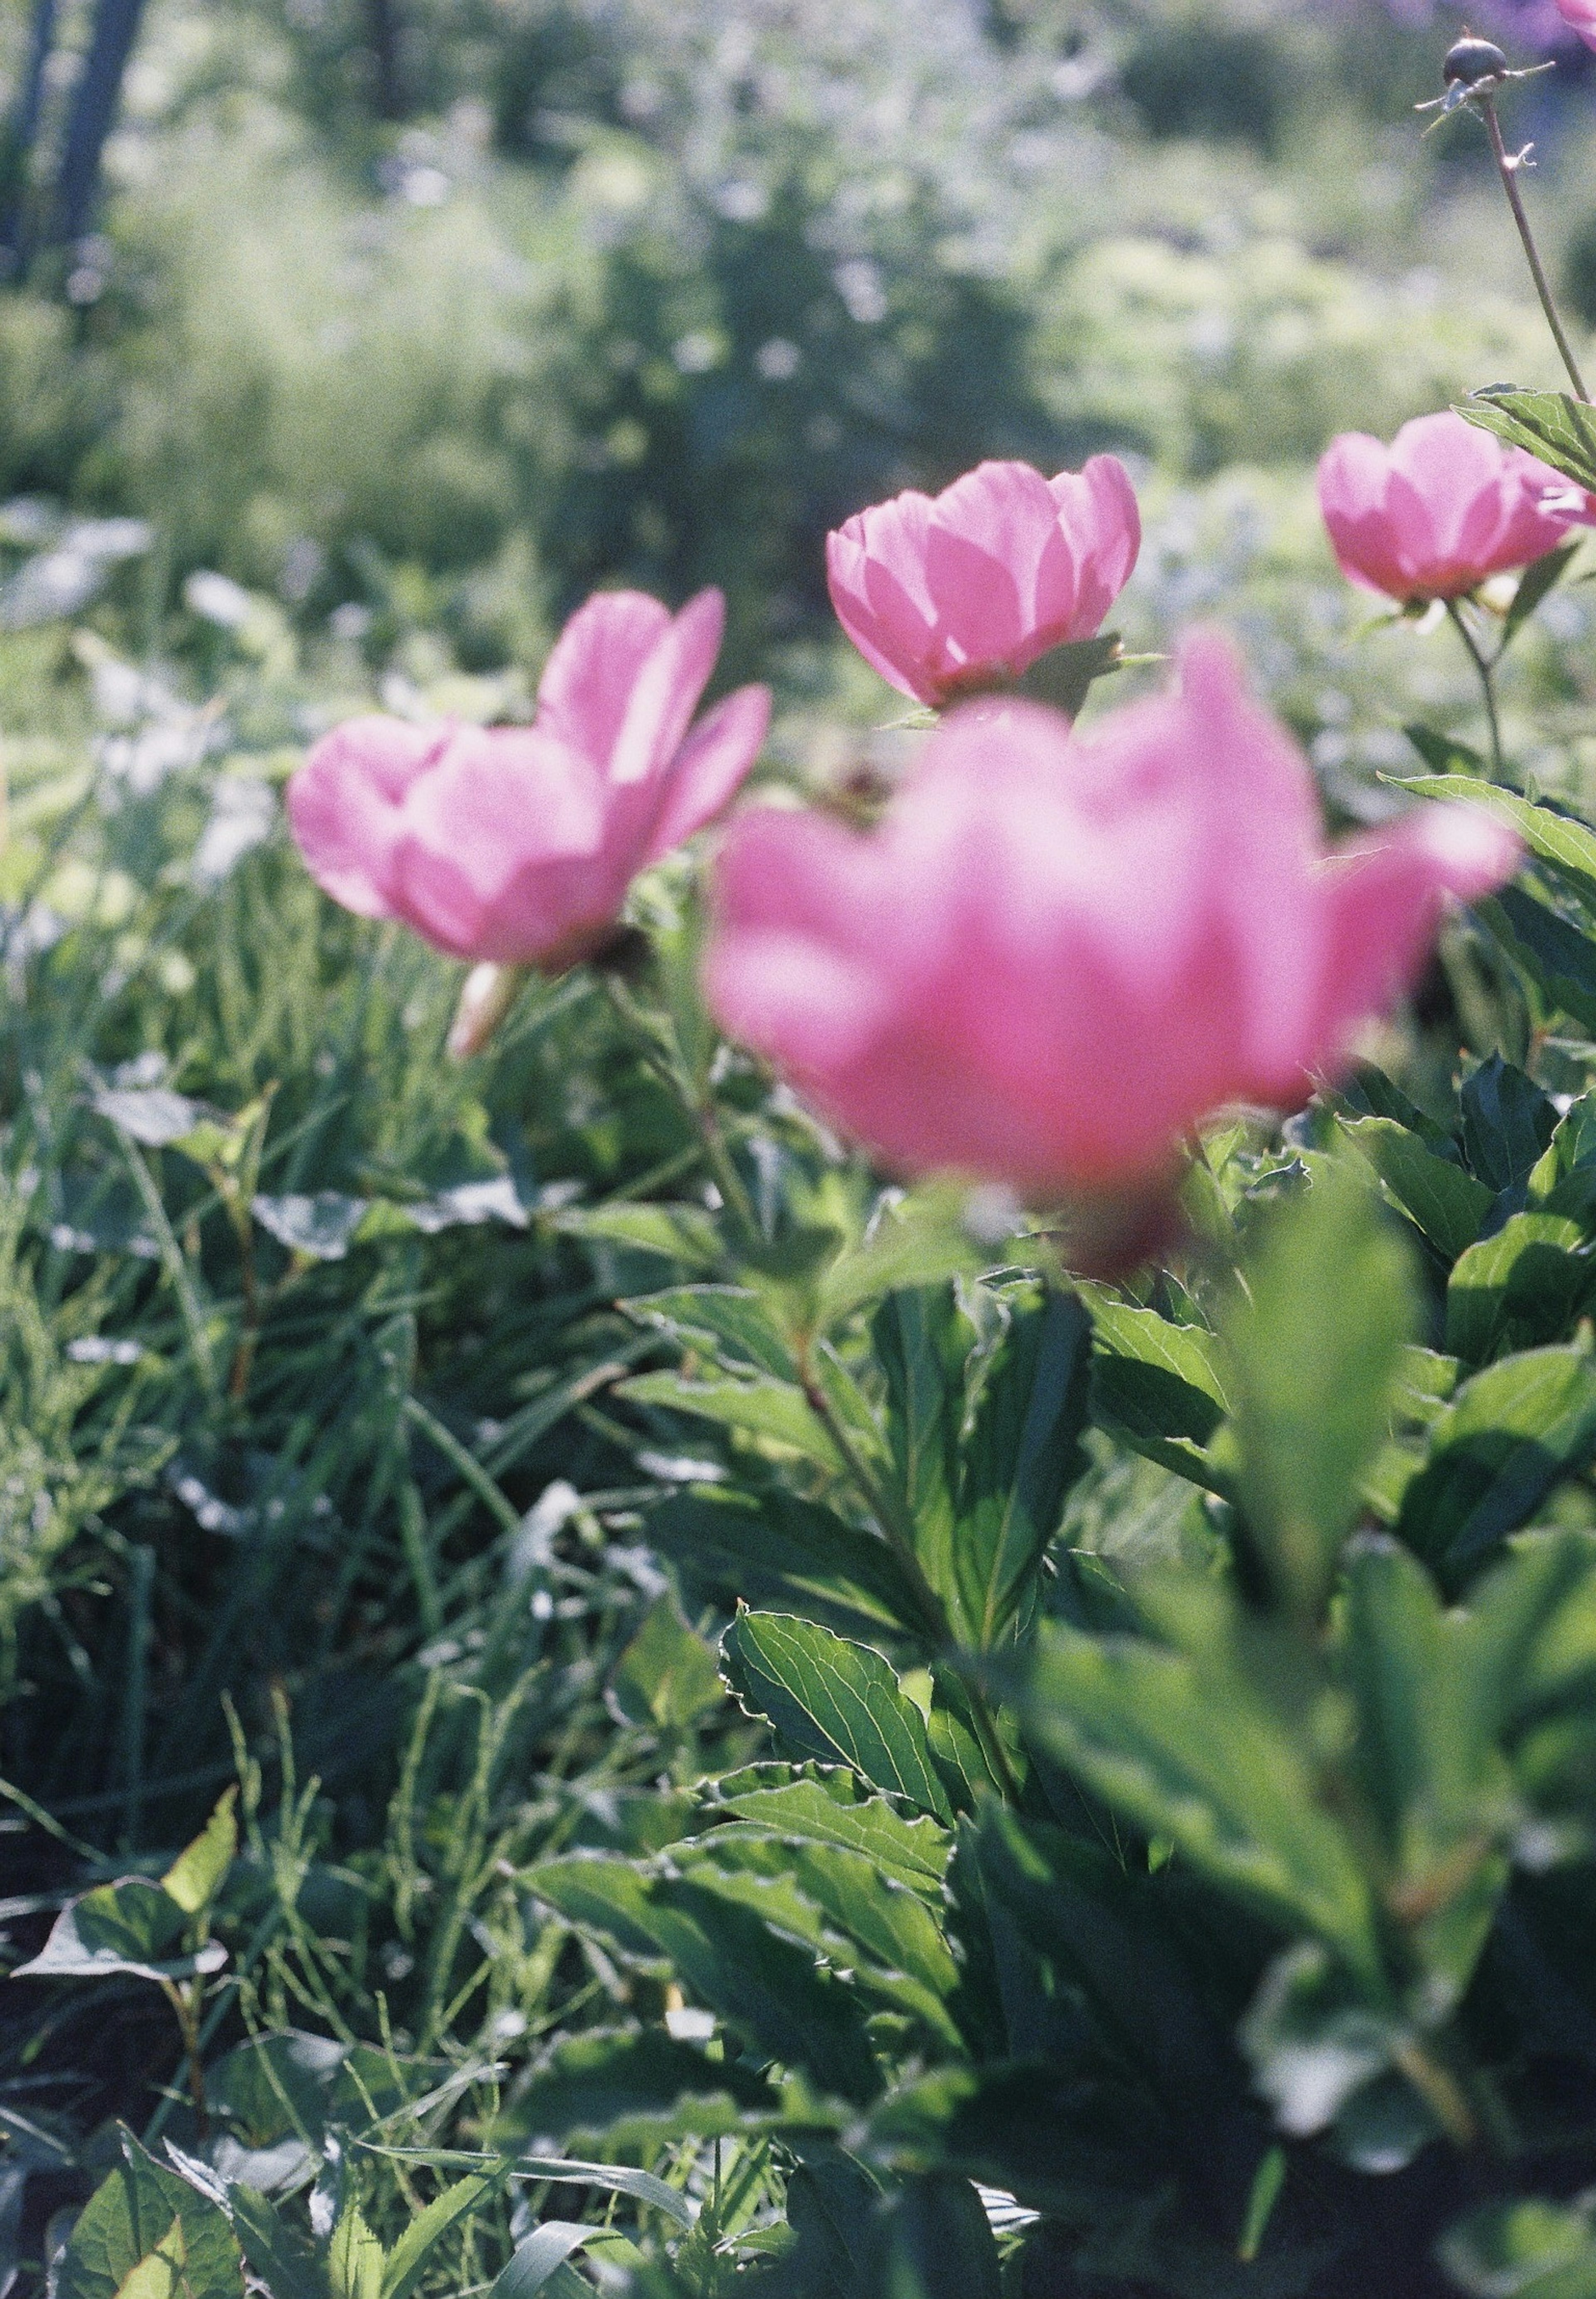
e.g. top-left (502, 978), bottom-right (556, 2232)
top-left (1022, 1622), bottom-right (1381, 1979)
top-left (328, 2210), bottom-right (383, 2299)
top-left (1384, 771), bottom-right (1596, 915)
top-left (814, 1186), bottom-right (994, 1329)
top-left (1458, 387), bottom-right (1596, 496)
top-left (524, 1855), bottom-right (882, 2101)
top-left (553, 1201), bottom-right (722, 1271)
top-left (381, 2175), bottom-right (501, 2299)
top-left (705, 1773), bottom-right (951, 1895)
top-left (721, 1612), bottom-right (953, 1819)
top-left (623, 1285), bottom-right (797, 1380)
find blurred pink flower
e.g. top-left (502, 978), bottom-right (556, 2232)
top-left (288, 589), bottom-right (769, 970)
top-left (1555, 0), bottom-right (1596, 45)
top-left (1318, 411), bottom-right (1590, 605)
top-left (704, 631), bottom-right (1519, 1196)
top-left (825, 456), bottom-right (1141, 707)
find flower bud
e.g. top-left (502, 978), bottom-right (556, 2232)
top-left (1442, 35), bottom-right (1508, 86)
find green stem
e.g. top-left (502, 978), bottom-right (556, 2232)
top-left (1480, 95), bottom-right (1591, 403)
top-left (601, 977), bottom-right (762, 1247)
top-left (1444, 599), bottom-right (1506, 783)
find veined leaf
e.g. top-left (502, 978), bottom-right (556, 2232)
top-left (1484, 885), bottom-right (1596, 1038)
top-left (381, 2174), bottom-right (502, 2299)
top-left (1396, 1345), bottom-right (1596, 1577)
top-left (58, 2134), bottom-right (242, 2299)
top-left (721, 1611), bottom-right (954, 1819)
top-left (616, 1370), bottom-right (844, 1471)
top-left (649, 1487), bottom-right (925, 1642)
top-left (704, 1769), bottom-right (951, 1895)
top-left (160, 1789), bottom-right (237, 1917)
top-left (13, 1878), bottom-right (226, 1984)
top-left (1445, 1212), bottom-right (1594, 1365)
top-left (524, 1855), bottom-right (883, 2102)
top-left (1457, 387), bottom-right (1596, 496)
top-left (1336, 1114), bottom-right (1492, 1263)
top-left (1384, 771), bottom-right (1596, 917)
top-left (328, 2208), bottom-right (383, 2299)
top-left (1022, 1622), bottom-right (1381, 1979)
top-left (1081, 1288), bottom-right (1229, 1489)
top-left (1461, 1058), bottom-right (1558, 1199)
top-left (622, 1285), bottom-right (797, 1381)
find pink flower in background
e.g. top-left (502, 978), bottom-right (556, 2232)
top-left (704, 631), bottom-right (1518, 1197)
top-left (288, 589), bottom-right (769, 970)
top-left (825, 456), bottom-right (1141, 707)
top-left (1318, 411), bottom-right (1590, 605)
top-left (1555, 0), bottom-right (1596, 47)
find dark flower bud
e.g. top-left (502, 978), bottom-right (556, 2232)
top-left (1443, 34), bottom-right (1509, 86)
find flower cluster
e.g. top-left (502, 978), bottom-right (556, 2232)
top-left (290, 431), bottom-right (1540, 1228)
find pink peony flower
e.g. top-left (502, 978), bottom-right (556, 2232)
top-left (288, 589), bottom-right (769, 970)
top-left (825, 456), bottom-right (1141, 707)
top-left (1556, 0), bottom-right (1596, 48)
top-left (1318, 411), bottom-right (1590, 605)
top-left (704, 631), bottom-right (1519, 1197)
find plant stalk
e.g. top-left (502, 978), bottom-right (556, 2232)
top-left (1443, 599), bottom-right (1506, 782)
top-left (1479, 94), bottom-right (1591, 403)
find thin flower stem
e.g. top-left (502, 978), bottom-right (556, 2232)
top-left (1479, 94), bottom-right (1591, 403)
top-left (1444, 599), bottom-right (1507, 782)
top-left (601, 975), bottom-right (762, 1246)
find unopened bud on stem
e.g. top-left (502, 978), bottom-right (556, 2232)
top-left (447, 962), bottom-right (529, 1060)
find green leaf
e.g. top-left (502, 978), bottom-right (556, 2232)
top-left (704, 1770), bottom-right (952, 1896)
top-left (862, 2173), bottom-right (1002, 2299)
top-left (1022, 1621), bottom-right (1381, 1978)
top-left (1440, 2194), bottom-right (1596, 2299)
top-left (160, 1789), bottom-right (237, 1917)
top-left (649, 1487), bottom-right (925, 1642)
top-left (1239, 1940), bottom-right (1421, 2147)
top-left (490, 2027), bottom-right (780, 2152)
top-left (524, 1855), bottom-right (882, 2102)
top-left (1342, 1540), bottom-right (1510, 2001)
top-left (874, 1286), bottom-right (971, 1626)
top-left (1384, 771), bottom-right (1596, 917)
top-left (251, 1193), bottom-right (370, 1262)
top-left (381, 2175), bottom-right (502, 2299)
top-left (616, 1370), bottom-right (844, 1471)
top-left (553, 1200), bottom-right (722, 1271)
top-left (1445, 1212), bottom-right (1594, 1365)
top-left (1336, 1114), bottom-right (1493, 1263)
top-left (953, 1291), bottom-right (1091, 1648)
top-left (609, 1595), bottom-right (724, 1728)
top-left (1396, 1345), bottom-right (1596, 1576)
top-left (814, 1185), bottom-right (1000, 1330)
top-left (225, 2190), bottom-right (328, 2299)
top-left (623, 1285), bottom-right (797, 1380)
top-left (367, 2149), bottom-right (694, 2230)
top-left (1081, 1288), bottom-right (1229, 1488)
top-left (13, 1878), bottom-right (226, 1984)
top-left (1457, 387), bottom-right (1596, 496)
top-left (1482, 885), bottom-right (1596, 1037)
top-left (489, 2225), bottom-right (613, 2299)
top-left (720, 1611), bottom-right (954, 1820)
top-left (1503, 542), bottom-right (1582, 651)
top-left (58, 2134), bottom-right (243, 2299)
top-left (1221, 1166), bottom-right (1416, 1619)
top-left (1461, 1058), bottom-right (1558, 1197)
top-left (1015, 630), bottom-right (1125, 719)
top-left (328, 2207), bottom-right (384, 2299)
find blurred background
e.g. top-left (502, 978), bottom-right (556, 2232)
top-left (3, 0), bottom-right (1596, 792)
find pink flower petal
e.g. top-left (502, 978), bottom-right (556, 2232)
top-left (287, 715), bottom-right (450, 918)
